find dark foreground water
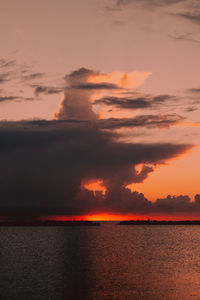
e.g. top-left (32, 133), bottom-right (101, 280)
top-left (0, 223), bottom-right (200, 300)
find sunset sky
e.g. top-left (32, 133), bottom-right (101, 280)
top-left (0, 0), bottom-right (200, 220)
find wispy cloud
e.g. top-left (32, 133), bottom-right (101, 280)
top-left (32, 85), bottom-right (64, 96)
top-left (0, 73), bottom-right (10, 84)
top-left (0, 96), bottom-right (19, 102)
top-left (94, 94), bottom-right (175, 110)
top-left (21, 72), bottom-right (46, 82)
top-left (115, 0), bottom-right (185, 9)
top-left (0, 58), bottom-right (16, 69)
top-left (178, 12), bottom-right (200, 24)
top-left (97, 114), bottom-right (184, 129)
top-left (107, 0), bottom-right (200, 45)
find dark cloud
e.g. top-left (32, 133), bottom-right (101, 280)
top-left (178, 13), bottom-right (200, 24)
top-left (94, 94), bottom-right (174, 109)
top-left (0, 96), bottom-right (19, 102)
top-left (0, 113), bottom-right (183, 130)
top-left (72, 83), bottom-right (120, 90)
top-left (0, 120), bottom-right (191, 220)
top-left (0, 95), bottom-right (35, 103)
top-left (115, 0), bottom-right (184, 9)
top-left (97, 114), bottom-right (184, 129)
top-left (33, 85), bottom-right (63, 96)
top-left (67, 67), bottom-right (97, 79)
top-left (168, 32), bottom-right (200, 44)
top-left (32, 83), bottom-right (119, 96)
top-left (22, 72), bottom-right (46, 81)
top-left (101, 190), bottom-right (200, 217)
top-left (185, 106), bottom-right (198, 112)
top-left (95, 96), bottom-right (150, 109)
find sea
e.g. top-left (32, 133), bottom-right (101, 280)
top-left (0, 222), bottom-right (200, 300)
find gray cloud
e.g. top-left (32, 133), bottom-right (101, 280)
top-left (185, 106), bottom-right (198, 112)
top-left (0, 96), bottom-right (19, 102)
top-left (94, 94), bottom-right (174, 109)
top-left (116, 0), bottom-right (184, 8)
top-left (168, 32), bottom-right (200, 44)
top-left (67, 67), bottom-right (97, 79)
top-left (100, 190), bottom-right (200, 217)
top-left (72, 82), bottom-right (120, 90)
top-left (0, 120), bottom-right (191, 220)
top-left (97, 114), bottom-right (184, 129)
top-left (33, 85), bottom-right (64, 96)
top-left (22, 72), bottom-right (46, 81)
top-left (178, 13), bottom-right (200, 24)
top-left (32, 82), bottom-right (119, 96)
top-left (0, 95), bottom-right (35, 103)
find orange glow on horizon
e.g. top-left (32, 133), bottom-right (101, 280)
top-left (41, 213), bottom-right (200, 221)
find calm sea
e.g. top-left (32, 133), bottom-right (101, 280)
top-left (0, 223), bottom-right (200, 300)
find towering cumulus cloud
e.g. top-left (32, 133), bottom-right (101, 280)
top-left (54, 68), bottom-right (98, 120)
top-left (54, 68), bottom-right (151, 120)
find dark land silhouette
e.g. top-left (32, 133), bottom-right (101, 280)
top-left (0, 220), bottom-right (100, 227)
top-left (118, 220), bottom-right (200, 225)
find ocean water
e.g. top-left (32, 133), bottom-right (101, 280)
top-left (0, 223), bottom-right (200, 300)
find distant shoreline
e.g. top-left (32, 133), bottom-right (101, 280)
top-left (118, 220), bottom-right (200, 225)
top-left (0, 220), bottom-right (100, 227)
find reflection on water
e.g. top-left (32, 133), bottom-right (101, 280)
top-left (0, 223), bottom-right (200, 299)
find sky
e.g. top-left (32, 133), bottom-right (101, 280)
top-left (0, 0), bottom-right (200, 220)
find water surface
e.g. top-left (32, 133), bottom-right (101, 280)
top-left (0, 223), bottom-right (200, 299)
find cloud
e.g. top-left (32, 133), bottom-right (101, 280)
top-left (72, 82), bottom-right (120, 90)
top-left (93, 190), bottom-right (200, 217)
top-left (0, 120), bottom-right (191, 220)
top-left (97, 114), bottom-right (184, 129)
top-left (187, 88), bottom-right (200, 94)
top-left (54, 67), bottom-right (151, 120)
top-left (185, 106), bottom-right (198, 112)
top-left (0, 96), bottom-right (19, 102)
top-left (21, 72), bottom-right (46, 81)
top-left (109, 0), bottom-right (200, 39)
top-left (0, 73), bottom-right (9, 84)
top-left (168, 32), bottom-right (200, 44)
top-left (116, 0), bottom-right (200, 26)
top-left (0, 65), bottom-right (195, 220)
top-left (0, 58), bottom-right (15, 69)
top-left (178, 13), bottom-right (200, 24)
top-left (94, 94), bottom-right (175, 110)
top-left (115, 0), bottom-right (185, 8)
top-left (33, 85), bottom-right (64, 96)
top-left (0, 95), bottom-right (35, 103)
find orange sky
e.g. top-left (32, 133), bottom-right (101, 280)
top-left (127, 147), bottom-right (200, 202)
